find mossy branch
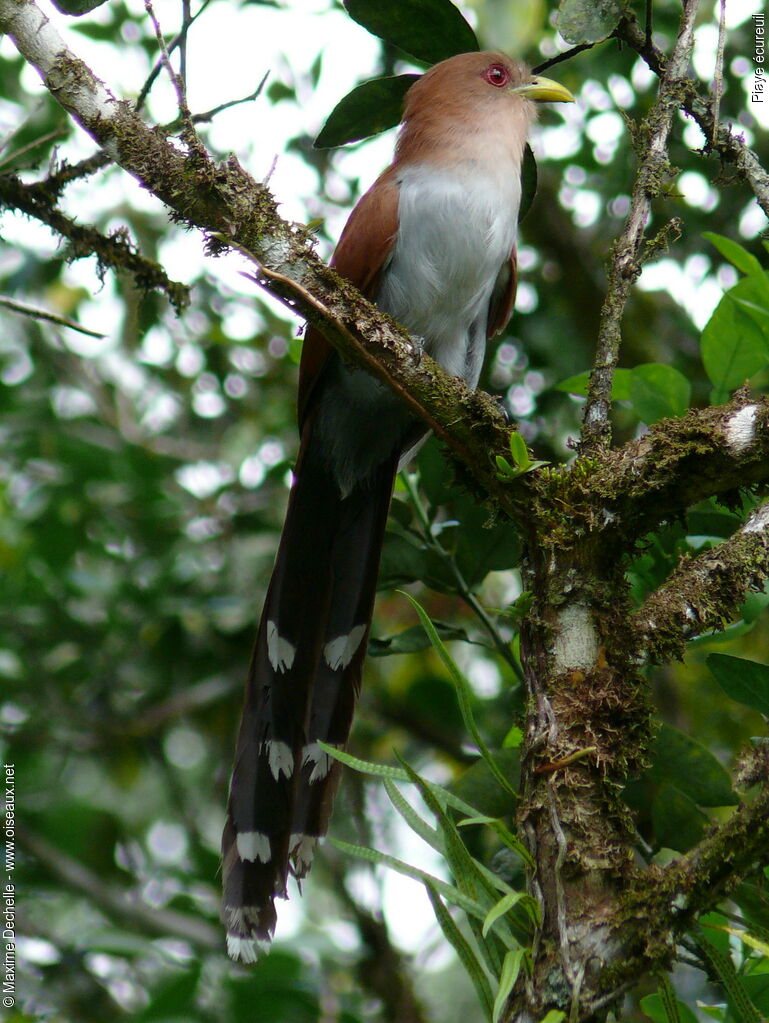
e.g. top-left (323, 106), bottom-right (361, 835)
top-left (623, 766), bottom-right (769, 966)
top-left (632, 501), bottom-right (769, 662)
top-left (582, 393), bottom-right (769, 542)
top-left (0, 171), bottom-right (189, 312)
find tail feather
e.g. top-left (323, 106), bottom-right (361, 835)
top-left (222, 428), bottom-right (398, 961)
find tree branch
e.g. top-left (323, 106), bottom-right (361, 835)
top-left (623, 762), bottom-right (769, 967)
top-left (578, 393), bottom-right (769, 543)
top-left (631, 501), bottom-right (769, 662)
top-left (616, 12), bottom-right (769, 218)
top-left (0, 0), bottom-right (527, 516)
top-left (18, 825), bottom-right (221, 950)
top-left (0, 171), bottom-right (189, 311)
top-left (581, 0), bottom-right (700, 452)
top-left (0, 293), bottom-right (104, 336)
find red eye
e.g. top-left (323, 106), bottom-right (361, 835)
top-left (482, 63), bottom-right (510, 88)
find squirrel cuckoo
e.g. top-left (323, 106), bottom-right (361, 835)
top-left (222, 50), bottom-right (574, 962)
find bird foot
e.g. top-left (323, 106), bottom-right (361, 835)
top-left (408, 334), bottom-right (425, 365)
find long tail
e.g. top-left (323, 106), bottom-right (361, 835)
top-left (221, 430), bottom-right (397, 963)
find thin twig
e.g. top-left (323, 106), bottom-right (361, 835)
top-left (399, 470), bottom-right (524, 680)
top-left (190, 72), bottom-right (269, 125)
top-left (0, 173), bottom-right (189, 312)
top-left (616, 11), bottom-right (769, 217)
top-left (0, 294), bottom-right (105, 337)
top-left (533, 43), bottom-right (594, 75)
top-left (711, 0), bottom-right (726, 146)
top-left (43, 149), bottom-right (112, 193)
top-left (0, 127), bottom-right (66, 170)
top-left (144, 0), bottom-right (187, 113)
top-left (179, 0), bottom-right (191, 90)
top-left (135, 0), bottom-right (213, 112)
top-left (143, 0), bottom-right (206, 160)
top-left (581, 0), bottom-right (701, 452)
top-left (18, 825), bottom-right (221, 950)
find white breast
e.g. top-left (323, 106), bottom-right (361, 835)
top-left (376, 161), bottom-right (520, 385)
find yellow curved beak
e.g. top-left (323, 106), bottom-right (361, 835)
top-left (512, 75), bottom-right (575, 104)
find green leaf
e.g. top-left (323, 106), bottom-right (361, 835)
top-left (400, 591), bottom-right (517, 797)
top-left (704, 232), bottom-right (767, 278)
top-left (706, 924), bottom-right (769, 958)
top-left (379, 532), bottom-right (455, 592)
top-left (50, 0), bottom-right (110, 14)
top-left (687, 502), bottom-right (741, 539)
top-left (555, 368), bottom-right (632, 400)
top-left (627, 363), bottom-right (691, 424)
top-left (646, 724), bottom-right (737, 807)
top-left (493, 949), bottom-right (525, 1023)
top-left (315, 74), bottom-right (417, 147)
top-left (131, 964), bottom-right (201, 1022)
top-left (707, 653), bottom-right (769, 717)
top-left (397, 757), bottom-right (505, 910)
top-left (701, 277), bottom-right (769, 391)
top-left (509, 431), bottom-right (530, 469)
top-left (651, 785), bottom-right (708, 852)
top-left (519, 145), bottom-right (538, 223)
top-left (557, 0), bottom-right (624, 44)
top-left (456, 813), bottom-right (533, 868)
top-left (397, 759), bottom-right (514, 977)
top-left (369, 621), bottom-right (474, 656)
top-left (658, 975), bottom-right (684, 1023)
top-left (423, 883), bottom-right (495, 1021)
top-left (451, 751), bottom-right (522, 821)
top-left (453, 499), bottom-right (522, 587)
top-left (640, 989), bottom-right (699, 1023)
top-left (384, 777), bottom-right (442, 852)
top-left (319, 742), bottom-right (514, 824)
top-left (696, 934), bottom-right (763, 1023)
top-left (483, 892), bottom-right (528, 938)
top-left (742, 975), bottom-right (769, 1015)
top-left (343, 0), bottom-right (479, 64)
top-left (539, 1012), bottom-right (566, 1023)
top-left (318, 742), bottom-right (412, 782)
top-left (496, 455), bottom-right (519, 479)
top-left (503, 725), bottom-right (523, 749)
top-left (330, 837), bottom-right (490, 920)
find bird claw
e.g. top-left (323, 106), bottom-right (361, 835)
top-left (493, 394), bottom-right (512, 424)
top-left (409, 334), bottom-right (425, 365)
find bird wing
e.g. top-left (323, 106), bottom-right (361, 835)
top-left (297, 170), bottom-right (400, 427)
top-left (486, 246), bottom-right (518, 339)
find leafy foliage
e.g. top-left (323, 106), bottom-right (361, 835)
top-left (1, 0), bottom-right (768, 1020)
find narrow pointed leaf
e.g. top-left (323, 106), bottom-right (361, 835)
top-left (696, 934), bottom-right (763, 1023)
top-left (330, 838), bottom-right (489, 920)
top-left (318, 742), bottom-right (411, 781)
top-left (706, 923), bottom-right (769, 957)
top-left (457, 814), bottom-right (533, 868)
top-left (424, 883), bottom-right (494, 1020)
top-left (400, 592), bottom-right (517, 797)
top-left (493, 949), bottom-right (525, 1023)
top-left (483, 892), bottom-right (528, 938)
top-left (384, 778), bottom-right (442, 851)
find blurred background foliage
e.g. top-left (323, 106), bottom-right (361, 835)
top-left (1, 0), bottom-right (768, 1020)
